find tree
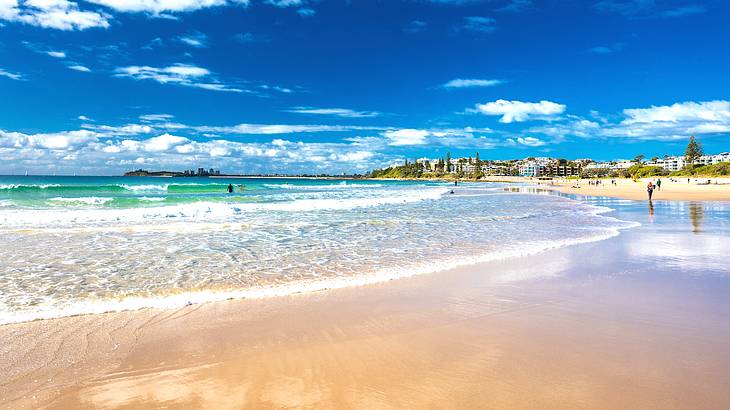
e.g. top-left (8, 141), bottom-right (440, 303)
top-left (445, 152), bottom-right (451, 173)
top-left (475, 151), bottom-right (480, 165)
top-left (633, 154), bottom-right (645, 163)
top-left (685, 135), bottom-right (703, 168)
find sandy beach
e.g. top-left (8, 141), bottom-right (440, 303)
top-left (543, 177), bottom-right (730, 201)
top-left (2, 193), bottom-right (730, 409)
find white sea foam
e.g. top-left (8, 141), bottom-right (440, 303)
top-left (264, 182), bottom-right (384, 190)
top-left (139, 196), bottom-right (166, 202)
top-left (0, 217), bottom-right (637, 326)
top-left (0, 187), bottom-right (448, 227)
top-left (47, 196), bottom-right (115, 205)
top-left (120, 184), bottom-right (169, 192)
top-left (0, 183), bottom-right (62, 190)
top-left (0, 181), bottom-right (643, 327)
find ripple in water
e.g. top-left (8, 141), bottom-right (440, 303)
top-left (0, 177), bottom-right (636, 325)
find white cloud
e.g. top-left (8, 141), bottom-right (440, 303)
top-left (442, 78), bottom-right (503, 89)
top-left (621, 100), bottom-right (730, 124)
top-left (460, 16), bottom-right (496, 33)
top-left (1, 0), bottom-right (110, 30)
top-left (527, 100), bottom-right (730, 142)
top-left (285, 107), bottom-right (381, 118)
top-left (0, 126), bottom-right (396, 175)
top-left (265, 0), bottom-right (302, 7)
top-left (47, 50), bottom-right (66, 58)
top-left (141, 133), bottom-right (188, 152)
top-left (510, 136), bottom-right (546, 147)
top-left (296, 7), bottom-right (314, 16)
top-left (384, 129), bottom-right (430, 146)
top-left (595, 0), bottom-right (705, 19)
top-left (140, 113), bottom-right (174, 122)
top-left (178, 31), bottom-right (208, 48)
top-left (114, 64), bottom-right (242, 93)
top-left (68, 64), bottom-right (91, 72)
top-left (195, 123), bottom-right (386, 135)
top-left (0, 129), bottom-right (99, 150)
top-left (86, 0), bottom-right (249, 14)
top-left (0, 67), bottom-right (23, 80)
top-left (472, 99), bottom-right (566, 123)
top-left (77, 115), bottom-right (92, 121)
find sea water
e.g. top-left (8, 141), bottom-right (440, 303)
top-left (0, 176), bottom-right (636, 325)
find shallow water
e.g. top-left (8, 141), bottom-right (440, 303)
top-left (0, 177), bottom-right (639, 324)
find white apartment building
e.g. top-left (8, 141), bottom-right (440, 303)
top-left (649, 152), bottom-right (730, 171)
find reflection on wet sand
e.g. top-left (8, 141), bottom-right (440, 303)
top-left (648, 200), bottom-right (654, 224)
top-left (689, 202), bottom-right (704, 234)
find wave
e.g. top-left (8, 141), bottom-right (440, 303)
top-left (0, 187), bottom-right (449, 227)
top-left (0, 212), bottom-right (638, 326)
top-left (264, 182), bottom-right (384, 190)
top-left (0, 183), bottom-right (231, 195)
top-left (48, 197), bottom-right (115, 205)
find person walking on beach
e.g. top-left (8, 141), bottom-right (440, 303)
top-left (647, 181), bottom-right (655, 201)
top-left (656, 178), bottom-right (662, 191)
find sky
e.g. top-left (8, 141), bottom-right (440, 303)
top-left (1, 0), bottom-right (729, 175)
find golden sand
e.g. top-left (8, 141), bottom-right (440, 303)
top-left (2, 232), bottom-right (730, 409)
top-left (543, 177), bottom-right (730, 201)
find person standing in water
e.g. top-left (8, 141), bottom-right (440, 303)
top-left (647, 181), bottom-right (654, 200)
top-left (227, 184), bottom-right (233, 193)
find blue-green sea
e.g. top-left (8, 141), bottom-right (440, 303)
top-left (0, 176), bottom-right (636, 325)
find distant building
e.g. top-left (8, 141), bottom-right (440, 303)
top-left (648, 152), bottom-right (730, 171)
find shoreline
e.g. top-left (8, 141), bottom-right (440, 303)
top-left (372, 175), bottom-right (730, 202)
top-left (3, 189), bottom-right (730, 408)
top-left (0, 193), bottom-right (632, 327)
top-left (3, 200), bottom-right (730, 408)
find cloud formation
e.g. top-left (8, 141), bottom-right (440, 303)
top-left (472, 99), bottom-right (566, 123)
top-left (114, 64), bottom-right (243, 92)
top-left (0, 0), bottom-right (111, 30)
top-left (87, 0), bottom-right (249, 14)
top-left (0, 68), bottom-right (23, 80)
top-left (460, 16), bottom-right (496, 33)
top-left (442, 78), bottom-right (503, 89)
top-left (285, 107), bottom-right (382, 118)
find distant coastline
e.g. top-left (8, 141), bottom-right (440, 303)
top-left (123, 169), bottom-right (365, 179)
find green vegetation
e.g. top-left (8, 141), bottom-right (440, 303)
top-left (627, 164), bottom-right (669, 178)
top-left (369, 162), bottom-right (425, 179)
top-left (671, 162), bottom-right (730, 177)
top-left (684, 136), bottom-right (703, 167)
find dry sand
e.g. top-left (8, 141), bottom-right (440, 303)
top-left (491, 176), bottom-right (730, 201)
top-left (2, 221), bottom-right (730, 409)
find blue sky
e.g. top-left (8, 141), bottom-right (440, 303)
top-left (1, 0), bottom-right (729, 174)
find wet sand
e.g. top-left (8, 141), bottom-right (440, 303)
top-left (2, 198), bottom-right (730, 409)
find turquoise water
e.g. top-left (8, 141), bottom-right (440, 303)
top-left (0, 176), bottom-right (405, 209)
top-left (0, 176), bottom-right (637, 325)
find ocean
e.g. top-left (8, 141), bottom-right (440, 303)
top-left (0, 176), bottom-right (637, 325)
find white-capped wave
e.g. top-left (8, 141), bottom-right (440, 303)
top-left (48, 197), bottom-right (114, 205)
top-left (0, 183), bottom-right (62, 190)
top-left (0, 217), bottom-right (637, 326)
top-left (0, 187), bottom-right (448, 227)
top-left (264, 182), bottom-right (384, 190)
top-left (120, 184), bottom-right (169, 192)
